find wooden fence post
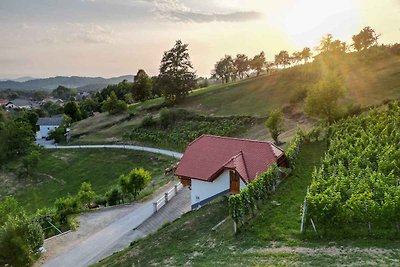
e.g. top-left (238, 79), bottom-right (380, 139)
top-left (300, 186), bottom-right (309, 234)
top-left (164, 193), bottom-right (169, 203)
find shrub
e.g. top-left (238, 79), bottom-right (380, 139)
top-left (285, 129), bottom-right (304, 170)
top-left (140, 115), bottom-right (156, 127)
top-left (229, 164), bottom-right (279, 226)
top-left (0, 198), bottom-right (44, 267)
top-left (48, 126), bottom-right (66, 143)
top-left (106, 187), bottom-right (123, 206)
top-left (119, 168), bottom-right (151, 200)
top-left (54, 196), bottom-right (79, 224)
top-left (159, 108), bottom-right (171, 129)
top-left (289, 86), bottom-right (308, 105)
top-left (77, 182), bottom-right (96, 209)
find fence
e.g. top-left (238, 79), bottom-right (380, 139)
top-left (152, 182), bottom-right (183, 213)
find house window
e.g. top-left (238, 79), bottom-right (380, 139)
top-left (195, 196), bottom-right (200, 200)
top-left (48, 127), bottom-right (50, 130)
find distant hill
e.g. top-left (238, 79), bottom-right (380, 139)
top-left (0, 75), bottom-right (134, 91)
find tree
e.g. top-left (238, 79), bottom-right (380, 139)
top-left (52, 86), bottom-right (76, 100)
top-left (151, 76), bottom-right (162, 97)
top-left (0, 197), bottom-right (44, 266)
top-left (77, 182), bottom-right (96, 208)
top-left (304, 76), bottom-right (345, 125)
top-left (64, 101), bottom-right (82, 122)
top-left (250, 51), bottom-right (266, 76)
top-left (48, 126), bottom-right (66, 143)
top-left (212, 55), bottom-right (235, 83)
top-left (22, 150), bottom-right (40, 177)
top-left (275, 51), bottom-right (291, 68)
top-left (265, 110), bottom-right (284, 144)
top-left (159, 40), bottom-right (196, 103)
top-left (102, 91), bottom-right (128, 115)
top-left (291, 51), bottom-right (302, 65)
top-left (301, 47), bottom-right (313, 63)
top-left (132, 69), bottom-right (153, 102)
top-left (22, 110), bottom-right (39, 133)
top-left (318, 34), bottom-right (347, 55)
top-left (0, 120), bottom-right (33, 164)
top-left (234, 54), bottom-right (250, 79)
top-left (352, 26), bottom-right (380, 51)
top-left (159, 108), bottom-right (171, 129)
top-left (119, 168), bottom-right (151, 200)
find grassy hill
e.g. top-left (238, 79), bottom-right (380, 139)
top-left (95, 142), bottom-right (400, 266)
top-left (1, 149), bottom-right (177, 211)
top-left (132, 50), bottom-right (400, 117)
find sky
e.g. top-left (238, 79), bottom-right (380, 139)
top-left (0, 0), bottom-right (399, 79)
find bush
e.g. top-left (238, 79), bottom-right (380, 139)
top-left (94, 195), bottom-right (108, 207)
top-left (141, 115), bottom-right (156, 127)
top-left (0, 198), bottom-right (44, 266)
top-left (106, 187), bottom-right (123, 206)
top-left (54, 196), bottom-right (79, 224)
top-left (229, 164), bottom-right (279, 226)
top-left (285, 129), bottom-right (304, 170)
top-left (48, 126), bottom-right (66, 143)
top-left (103, 91), bottom-right (128, 115)
top-left (289, 86), bottom-right (308, 105)
top-left (159, 108), bottom-right (171, 129)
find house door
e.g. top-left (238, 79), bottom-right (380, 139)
top-left (230, 171), bottom-right (240, 194)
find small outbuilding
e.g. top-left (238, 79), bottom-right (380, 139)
top-left (36, 116), bottom-right (64, 139)
top-left (175, 135), bottom-right (287, 209)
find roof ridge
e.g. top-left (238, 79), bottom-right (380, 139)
top-left (201, 134), bottom-right (276, 145)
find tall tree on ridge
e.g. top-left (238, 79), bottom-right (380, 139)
top-left (250, 51), bottom-right (266, 76)
top-left (159, 40), bottom-right (196, 104)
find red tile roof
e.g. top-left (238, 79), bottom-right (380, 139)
top-left (175, 135), bottom-right (284, 183)
top-left (0, 99), bottom-right (9, 105)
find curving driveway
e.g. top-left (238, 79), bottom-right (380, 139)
top-left (35, 140), bottom-right (186, 266)
top-left (37, 140), bottom-right (183, 159)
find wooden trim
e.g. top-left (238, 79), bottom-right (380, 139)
top-left (180, 176), bottom-right (191, 187)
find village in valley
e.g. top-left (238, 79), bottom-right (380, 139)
top-left (1, 1), bottom-right (400, 266)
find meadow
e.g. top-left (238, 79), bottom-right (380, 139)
top-left (9, 149), bottom-right (177, 211)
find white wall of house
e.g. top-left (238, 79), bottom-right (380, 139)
top-left (40, 125), bottom-right (59, 138)
top-left (191, 170), bottom-right (230, 207)
top-left (240, 179), bottom-right (247, 190)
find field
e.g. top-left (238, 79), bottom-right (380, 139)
top-left (95, 142), bottom-right (400, 266)
top-left (6, 149), bottom-right (177, 211)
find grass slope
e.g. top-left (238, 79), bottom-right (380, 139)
top-left (96, 142), bottom-right (400, 266)
top-left (12, 149), bottom-right (177, 211)
top-left (134, 52), bottom-right (400, 116)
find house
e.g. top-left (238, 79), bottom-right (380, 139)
top-left (175, 135), bottom-right (288, 209)
top-left (36, 116), bottom-right (64, 139)
top-left (40, 97), bottom-right (64, 106)
top-left (5, 99), bottom-right (33, 109)
top-left (0, 99), bottom-right (8, 106)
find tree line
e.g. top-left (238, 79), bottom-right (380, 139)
top-left (211, 26), bottom-right (382, 84)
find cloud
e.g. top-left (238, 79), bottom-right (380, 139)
top-left (68, 23), bottom-right (116, 44)
top-left (149, 0), bottom-right (262, 23)
top-left (18, 23), bottom-right (117, 45)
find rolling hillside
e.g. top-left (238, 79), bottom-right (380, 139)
top-left (0, 75), bottom-right (134, 91)
top-left (175, 53), bottom-right (400, 116)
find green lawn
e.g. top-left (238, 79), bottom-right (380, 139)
top-left (13, 149), bottom-right (178, 212)
top-left (95, 142), bottom-right (400, 266)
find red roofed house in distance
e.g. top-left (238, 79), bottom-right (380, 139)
top-left (175, 135), bottom-right (288, 210)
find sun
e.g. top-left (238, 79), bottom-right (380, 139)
top-left (277, 0), bottom-right (362, 46)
